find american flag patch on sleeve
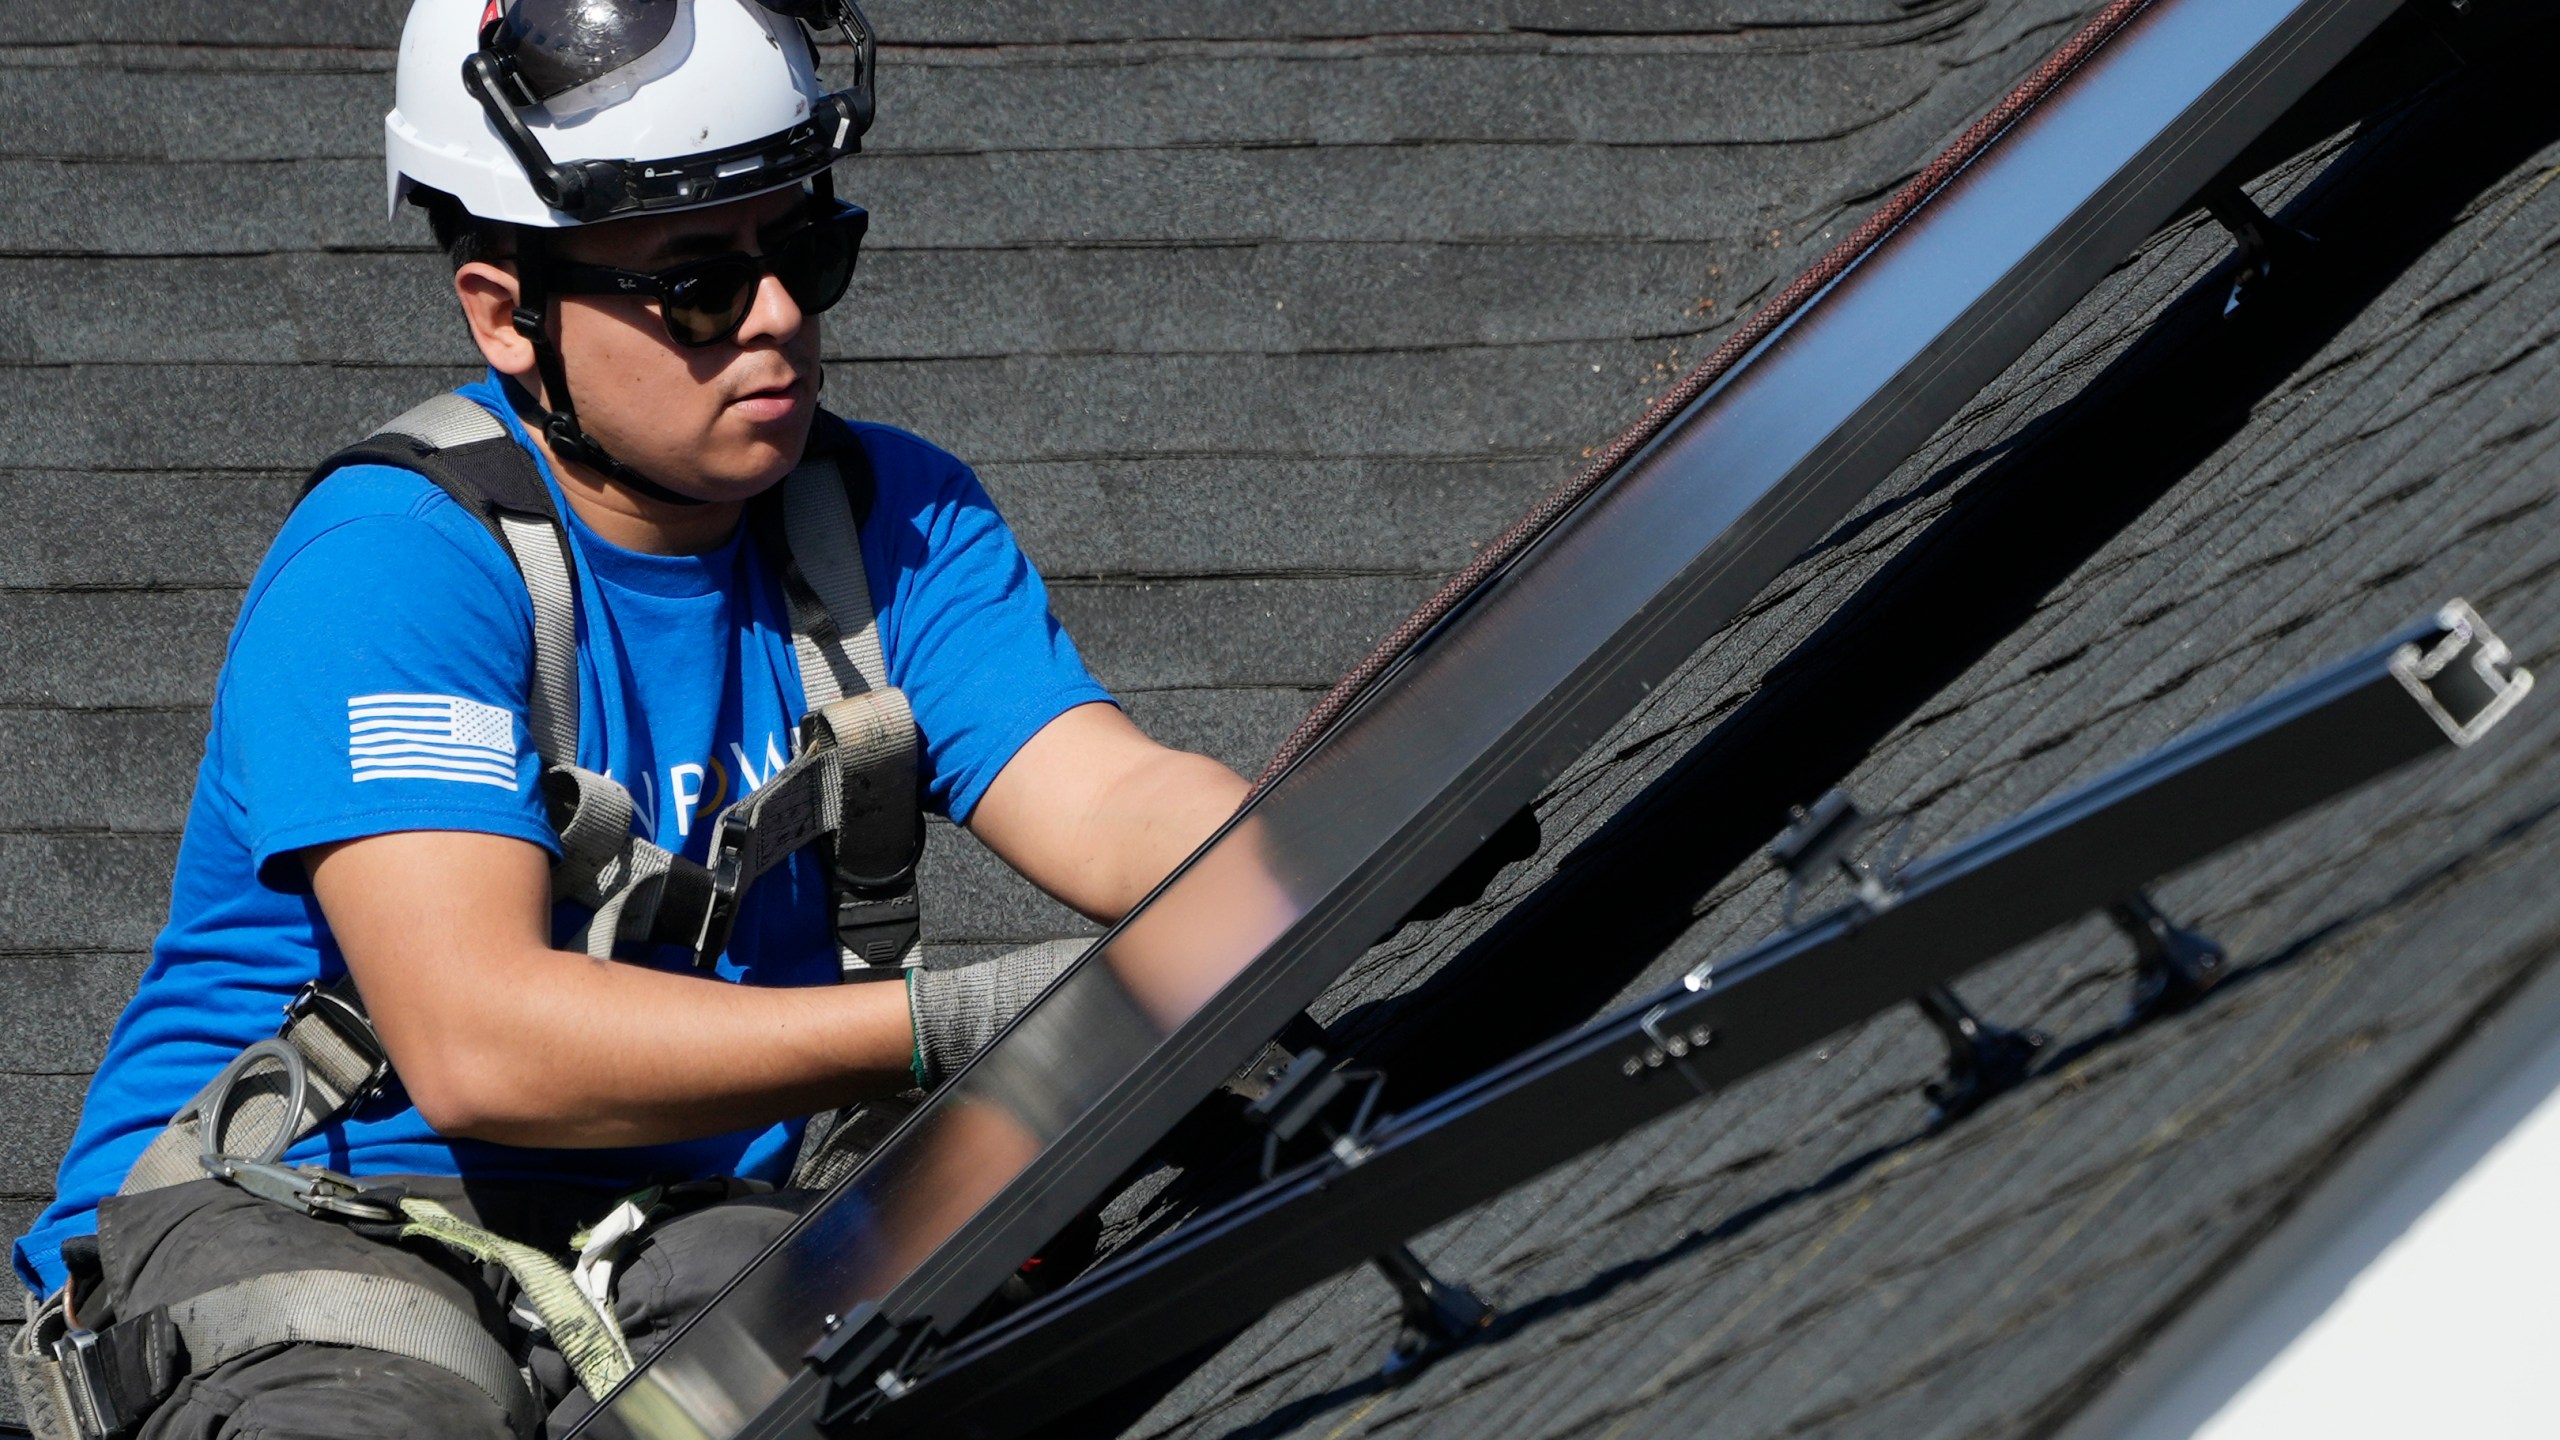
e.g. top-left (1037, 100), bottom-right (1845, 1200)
top-left (347, 693), bottom-right (521, 789)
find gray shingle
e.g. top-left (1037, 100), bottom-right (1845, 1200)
top-left (0, 63), bottom-right (385, 162)
top-left (984, 456), bottom-right (1562, 577)
top-left (0, 835), bottom-right (179, 954)
top-left (0, 709), bottom-right (204, 833)
top-left (1053, 573), bottom-right (1442, 689)
top-left (856, 0), bottom-right (1935, 45)
top-left (844, 345), bottom-right (1674, 463)
top-left (0, 33), bottom-right (1953, 160)
top-left (0, 0), bottom-right (1968, 48)
top-left (0, 1074), bottom-right (88, 1196)
top-left (0, 137), bottom-right (1913, 255)
top-left (1116, 688), bottom-right (1314, 777)
top-left (0, 256), bottom-right (459, 367)
top-left (0, 364), bottom-right (472, 469)
top-left (918, 823), bottom-right (1091, 946)
top-left (2, 345), bottom-right (1668, 469)
top-left (0, 955), bottom-right (149, 1074)
top-left (0, 591), bottom-right (237, 708)
top-left (1, 472), bottom-right (297, 590)
top-left (0, 3), bottom-right (405, 46)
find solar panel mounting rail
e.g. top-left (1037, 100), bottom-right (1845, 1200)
top-left (851, 600), bottom-right (2534, 1439)
top-left (563, 2), bottom-right (2417, 1435)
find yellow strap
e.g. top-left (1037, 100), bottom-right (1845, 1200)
top-left (397, 1196), bottom-right (634, 1397)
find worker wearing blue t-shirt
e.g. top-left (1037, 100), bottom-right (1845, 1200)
top-left (3, 4), bottom-right (1248, 1436)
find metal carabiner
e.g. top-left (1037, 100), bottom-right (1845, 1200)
top-left (207, 1157), bottom-right (407, 1224)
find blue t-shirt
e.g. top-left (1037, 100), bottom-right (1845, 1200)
top-left (16, 376), bottom-right (1112, 1295)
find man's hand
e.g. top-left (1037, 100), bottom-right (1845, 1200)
top-left (966, 703), bottom-right (1249, 923)
top-left (307, 831), bottom-right (916, 1149)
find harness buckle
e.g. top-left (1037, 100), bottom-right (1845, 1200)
top-left (50, 1325), bottom-right (130, 1440)
top-left (281, 981), bottom-right (393, 1109)
top-left (836, 887), bottom-right (921, 977)
top-left (208, 1159), bottom-right (407, 1224)
top-left (692, 811), bottom-right (756, 969)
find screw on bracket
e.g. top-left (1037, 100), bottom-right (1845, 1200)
top-left (1912, 984), bottom-right (2047, 1130)
top-left (1372, 1243), bottom-right (1494, 1382)
top-left (2111, 890), bottom-right (2228, 1024)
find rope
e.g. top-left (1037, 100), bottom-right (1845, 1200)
top-left (1252, 0), bottom-right (2159, 794)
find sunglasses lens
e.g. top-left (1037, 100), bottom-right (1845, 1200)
top-left (777, 215), bottom-right (858, 316)
top-left (662, 258), bottom-right (759, 346)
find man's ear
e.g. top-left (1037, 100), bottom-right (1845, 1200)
top-left (455, 260), bottom-right (538, 381)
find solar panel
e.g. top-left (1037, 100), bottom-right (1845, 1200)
top-left (562, 2), bottom-right (2412, 1435)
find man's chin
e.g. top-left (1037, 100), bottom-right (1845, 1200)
top-left (687, 441), bottom-right (810, 502)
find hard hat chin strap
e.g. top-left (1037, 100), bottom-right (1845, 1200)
top-left (506, 229), bottom-right (710, 509)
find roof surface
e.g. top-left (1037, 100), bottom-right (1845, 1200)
top-left (5, 2), bottom-right (2556, 1436)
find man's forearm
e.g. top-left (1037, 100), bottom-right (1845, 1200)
top-left (397, 945), bottom-right (917, 1148)
top-left (310, 830), bottom-right (916, 1151)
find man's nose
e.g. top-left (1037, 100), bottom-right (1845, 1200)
top-left (734, 270), bottom-right (805, 345)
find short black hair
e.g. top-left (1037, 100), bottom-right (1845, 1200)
top-left (409, 184), bottom-right (519, 271)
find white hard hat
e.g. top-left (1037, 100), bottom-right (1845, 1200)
top-left (385, 0), bottom-right (877, 227)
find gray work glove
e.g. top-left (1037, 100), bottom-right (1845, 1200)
top-left (906, 940), bottom-right (1088, 1090)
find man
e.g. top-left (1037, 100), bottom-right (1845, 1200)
top-left (6, 1), bottom-right (1244, 1435)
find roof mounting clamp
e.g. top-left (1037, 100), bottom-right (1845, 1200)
top-left (2112, 890), bottom-right (2229, 1024)
top-left (1769, 790), bottom-right (1911, 925)
top-left (809, 1308), bottom-right (935, 1432)
top-left (2392, 598), bottom-right (2533, 745)
top-left (1242, 1046), bottom-right (1385, 1181)
top-left (1913, 984), bottom-right (2048, 1129)
top-left (2203, 186), bottom-right (2315, 316)
top-left (1372, 1244), bottom-right (1494, 1383)
top-left (1238, 1052), bottom-right (1495, 1380)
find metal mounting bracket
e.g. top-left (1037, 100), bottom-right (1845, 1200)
top-left (809, 1310), bottom-right (935, 1432)
top-left (1770, 790), bottom-right (1909, 925)
top-left (2112, 890), bottom-right (2229, 1023)
top-left (1244, 1052), bottom-right (1492, 1377)
top-left (1371, 1245), bottom-right (1495, 1382)
top-left (2204, 187), bottom-right (2315, 316)
top-left (1913, 984), bottom-right (2049, 1129)
top-left (1242, 1046), bottom-right (1386, 1181)
top-left (2391, 598), bottom-right (2533, 745)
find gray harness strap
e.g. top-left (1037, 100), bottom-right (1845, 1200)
top-left (495, 509), bottom-right (581, 768)
top-left (169, 1272), bottom-right (537, 1432)
top-left (12, 1271), bottom-right (538, 1440)
top-left (780, 451), bottom-right (890, 703)
top-left (362, 395), bottom-right (581, 773)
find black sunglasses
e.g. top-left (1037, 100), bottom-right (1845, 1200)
top-left (545, 202), bottom-right (868, 348)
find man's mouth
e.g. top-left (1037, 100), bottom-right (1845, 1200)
top-left (727, 376), bottom-right (807, 421)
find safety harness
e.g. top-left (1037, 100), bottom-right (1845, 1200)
top-left (339, 391), bottom-right (933, 977)
top-left (7, 392), bottom-right (931, 1440)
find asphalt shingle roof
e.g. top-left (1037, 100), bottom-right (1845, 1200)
top-left (6, 3), bottom-right (2555, 1436)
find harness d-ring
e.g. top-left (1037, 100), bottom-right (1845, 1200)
top-left (197, 1037), bottom-right (310, 1174)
